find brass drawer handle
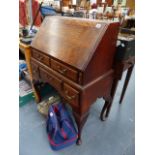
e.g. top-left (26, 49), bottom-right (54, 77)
top-left (57, 66), bottom-right (67, 74)
top-left (65, 91), bottom-right (75, 100)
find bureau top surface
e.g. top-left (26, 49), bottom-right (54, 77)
top-left (31, 16), bottom-right (111, 71)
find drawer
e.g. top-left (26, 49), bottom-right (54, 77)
top-left (63, 83), bottom-right (79, 107)
top-left (39, 67), bottom-right (62, 91)
top-left (51, 59), bottom-right (78, 82)
top-left (31, 60), bottom-right (40, 80)
top-left (32, 49), bottom-right (50, 66)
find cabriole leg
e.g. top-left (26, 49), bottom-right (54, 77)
top-left (100, 78), bottom-right (119, 120)
top-left (73, 112), bottom-right (89, 145)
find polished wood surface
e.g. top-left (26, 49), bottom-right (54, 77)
top-left (31, 16), bottom-right (119, 71)
top-left (30, 16), bottom-right (119, 144)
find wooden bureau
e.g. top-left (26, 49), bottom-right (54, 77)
top-left (30, 16), bottom-right (119, 144)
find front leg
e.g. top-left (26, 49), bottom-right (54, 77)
top-left (100, 100), bottom-right (110, 121)
top-left (100, 78), bottom-right (119, 121)
top-left (73, 112), bottom-right (89, 145)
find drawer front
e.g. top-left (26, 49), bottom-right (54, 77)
top-left (51, 59), bottom-right (78, 82)
top-left (32, 49), bottom-right (50, 66)
top-left (39, 67), bottom-right (62, 91)
top-left (31, 61), bottom-right (40, 80)
top-left (63, 83), bottom-right (79, 107)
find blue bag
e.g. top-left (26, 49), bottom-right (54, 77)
top-left (40, 6), bottom-right (56, 17)
top-left (19, 61), bottom-right (27, 79)
top-left (46, 103), bottom-right (78, 150)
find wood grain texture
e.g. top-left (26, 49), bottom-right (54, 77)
top-left (31, 16), bottom-right (118, 71)
top-left (83, 22), bottom-right (120, 84)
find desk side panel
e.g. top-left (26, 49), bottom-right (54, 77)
top-left (83, 22), bottom-right (120, 85)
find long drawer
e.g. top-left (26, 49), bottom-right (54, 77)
top-left (51, 58), bottom-right (79, 82)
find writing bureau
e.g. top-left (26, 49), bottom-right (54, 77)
top-left (30, 16), bottom-right (119, 144)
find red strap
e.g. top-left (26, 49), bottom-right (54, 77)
top-left (61, 128), bottom-right (68, 139)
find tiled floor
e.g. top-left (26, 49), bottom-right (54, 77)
top-left (19, 70), bottom-right (135, 155)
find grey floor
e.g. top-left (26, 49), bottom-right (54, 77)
top-left (19, 69), bottom-right (135, 155)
